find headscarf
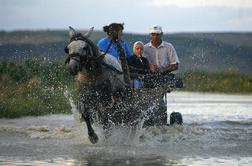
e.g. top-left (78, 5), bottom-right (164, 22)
top-left (133, 41), bottom-right (144, 55)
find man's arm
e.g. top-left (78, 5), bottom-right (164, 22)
top-left (149, 63), bottom-right (178, 73)
top-left (159, 63), bottom-right (179, 73)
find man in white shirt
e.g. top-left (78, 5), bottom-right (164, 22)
top-left (142, 25), bottom-right (181, 126)
top-left (143, 25), bottom-right (181, 89)
top-left (144, 25), bottom-right (180, 74)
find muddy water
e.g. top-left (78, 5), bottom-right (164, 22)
top-left (0, 92), bottom-right (252, 165)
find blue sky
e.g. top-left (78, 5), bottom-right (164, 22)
top-left (1, 0), bottom-right (252, 33)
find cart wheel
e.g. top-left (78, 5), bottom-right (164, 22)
top-left (170, 112), bottom-right (183, 125)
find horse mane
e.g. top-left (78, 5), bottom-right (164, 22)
top-left (83, 36), bottom-right (101, 58)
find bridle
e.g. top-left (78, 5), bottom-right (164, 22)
top-left (65, 34), bottom-right (102, 73)
top-left (65, 33), bottom-right (123, 75)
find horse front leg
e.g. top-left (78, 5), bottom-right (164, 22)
top-left (80, 102), bottom-right (98, 144)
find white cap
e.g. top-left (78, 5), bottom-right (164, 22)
top-left (149, 25), bottom-right (163, 34)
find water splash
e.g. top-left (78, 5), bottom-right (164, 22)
top-left (62, 87), bottom-right (154, 145)
top-left (63, 88), bottom-right (94, 144)
top-left (63, 89), bottom-right (82, 123)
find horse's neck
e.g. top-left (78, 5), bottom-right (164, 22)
top-left (78, 67), bottom-right (103, 82)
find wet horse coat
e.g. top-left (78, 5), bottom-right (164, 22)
top-left (65, 27), bottom-right (137, 143)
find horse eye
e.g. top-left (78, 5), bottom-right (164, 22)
top-left (64, 46), bottom-right (69, 54)
top-left (83, 47), bottom-right (89, 53)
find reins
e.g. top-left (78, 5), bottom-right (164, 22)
top-left (101, 39), bottom-right (113, 56)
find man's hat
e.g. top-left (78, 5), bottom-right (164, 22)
top-left (149, 25), bottom-right (163, 34)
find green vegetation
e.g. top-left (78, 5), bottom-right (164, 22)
top-left (182, 69), bottom-right (252, 93)
top-left (0, 59), bottom-right (75, 118)
top-left (1, 60), bottom-right (251, 118)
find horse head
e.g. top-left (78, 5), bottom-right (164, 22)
top-left (65, 26), bottom-right (102, 76)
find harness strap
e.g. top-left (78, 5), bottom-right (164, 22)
top-left (101, 39), bottom-right (113, 56)
top-left (65, 53), bottom-right (82, 64)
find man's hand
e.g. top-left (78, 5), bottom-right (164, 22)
top-left (149, 64), bottom-right (158, 73)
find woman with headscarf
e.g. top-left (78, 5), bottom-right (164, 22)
top-left (127, 41), bottom-right (150, 89)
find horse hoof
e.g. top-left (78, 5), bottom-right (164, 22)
top-left (88, 131), bottom-right (99, 144)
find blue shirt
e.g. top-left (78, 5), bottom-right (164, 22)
top-left (97, 37), bottom-right (132, 59)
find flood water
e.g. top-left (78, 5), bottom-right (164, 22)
top-left (0, 92), bottom-right (252, 165)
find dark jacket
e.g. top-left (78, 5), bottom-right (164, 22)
top-left (127, 54), bottom-right (149, 78)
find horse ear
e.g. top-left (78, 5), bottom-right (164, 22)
top-left (84, 27), bottom-right (94, 38)
top-left (69, 26), bottom-right (77, 38)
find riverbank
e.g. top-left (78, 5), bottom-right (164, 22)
top-left (179, 69), bottom-right (252, 93)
